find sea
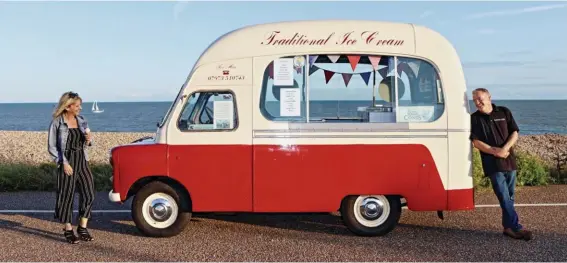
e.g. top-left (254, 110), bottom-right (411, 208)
top-left (0, 100), bottom-right (566, 135)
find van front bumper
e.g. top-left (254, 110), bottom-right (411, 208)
top-left (108, 190), bottom-right (121, 203)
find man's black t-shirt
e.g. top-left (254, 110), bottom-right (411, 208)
top-left (470, 104), bottom-right (519, 176)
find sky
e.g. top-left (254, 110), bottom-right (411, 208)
top-left (0, 1), bottom-right (566, 103)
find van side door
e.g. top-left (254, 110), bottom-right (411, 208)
top-left (168, 86), bottom-right (253, 212)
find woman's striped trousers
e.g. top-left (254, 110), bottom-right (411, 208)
top-left (54, 148), bottom-right (95, 224)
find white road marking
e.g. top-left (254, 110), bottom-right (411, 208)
top-left (398, 203), bottom-right (567, 210)
top-left (0, 203), bottom-right (566, 214)
top-left (0, 210), bottom-right (130, 213)
top-left (475, 203), bottom-right (567, 208)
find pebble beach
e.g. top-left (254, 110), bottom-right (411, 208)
top-left (0, 131), bottom-right (153, 165)
top-left (0, 131), bottom-right (566, 167)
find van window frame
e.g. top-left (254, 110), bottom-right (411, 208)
top-left (258, 55), bottom-right (309, 123)
top-left (159, 83), bottom-right (186, 128)
top-left (175, 89), bottom-right (240, 133)
top-left (259, 53), bottom-right (447, 124)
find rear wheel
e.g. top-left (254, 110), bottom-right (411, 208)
top-left (132, 181), bottom-right (191, 237)
top-left (340, 195), bottom-right (401, 236)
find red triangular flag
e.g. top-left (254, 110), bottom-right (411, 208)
top-left (347, 55), bottom-right (361, 71)
top-left (324, 70), bottom-right (335, 83)
top-left (342, 73), bottom-right (352, 87)
top-left (368, 56), bottom-right (381, 70)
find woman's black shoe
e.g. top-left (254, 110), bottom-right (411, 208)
top-left (63, 229), bottom-right (79, 244)
top-left (77, 226), bottom-right (93, 241)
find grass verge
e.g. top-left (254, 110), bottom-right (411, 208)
top-left (1, 149), bottom-right (566, 192)
top-left (0, 162), bottom-right (112, 192)
top-left (473, 148), bottom-right (567, 189)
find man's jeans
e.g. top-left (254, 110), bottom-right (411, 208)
top-left (489, 170), bottom-right (523, 231)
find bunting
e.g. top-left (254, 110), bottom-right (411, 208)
top-left (342, 73), bottom-right (352, 86)
top-left (309, 55), bottom-right (318, 67)
top-left (308, 64), bottom-right (375, 86)
top-left (360, 72), bottom-right (371, 85)
top-left (309, 66), bottom-right (320, 75)
top-left (268, 55), bottom-right (429, 88)
top-left (324, 70), bottom-right (335, 84)
top-left (377, 67), bottom-right (388, 79)
top-left (347, 55), bottom-right (361, 71)
top-left (318, 70), bottom-right (372, 87)
top-left (368, 56), bottom-right (381, 70)
top-left (327, 55), bottom-right (340, 63)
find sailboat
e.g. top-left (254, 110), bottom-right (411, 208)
top-left (92, 101), bottom-right (104, 113)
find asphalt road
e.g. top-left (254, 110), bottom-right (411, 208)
top-left (1, 186), bottom-right (566, 262)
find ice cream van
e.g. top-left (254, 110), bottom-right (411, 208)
top-left (108, 20), bottom-right (473, 237)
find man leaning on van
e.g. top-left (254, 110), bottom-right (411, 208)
top-left (469, 88), bottom-right (532, 241)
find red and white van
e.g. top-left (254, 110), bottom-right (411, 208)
top-left (108, 20), bottom-right (474, 237)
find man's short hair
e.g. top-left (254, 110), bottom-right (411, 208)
top-left (473, 88), bottom-right (490, 95)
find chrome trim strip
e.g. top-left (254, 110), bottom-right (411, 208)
top-left (253, 134), bottom-right (448, 139)
top-left (449, 129), bottom-right (470, 133)
top-left (287, 122), bottom-right (411, 130)
top-left (253, 128), bottom-right (469, 133)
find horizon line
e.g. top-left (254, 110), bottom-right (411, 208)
top-left (2, 98), bottom-right (567, 104)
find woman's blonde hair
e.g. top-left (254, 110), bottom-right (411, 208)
top-left (52, 91), bottom-right (82, 119)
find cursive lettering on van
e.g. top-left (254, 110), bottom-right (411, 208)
top-left (361, 31), bottom-right (376, 45)
top-left (217, 64), bottom-right (236, 69)
top-left (362, 31), bottom-right (405, 46)
top-left (262, 31), bottom-right (334, 46)
top-left (261, 30), bottom-right (404, 47)
top-left (337, 31), bottom-right (357, 45)
top-left (207, 75), bottom-right (246, 81)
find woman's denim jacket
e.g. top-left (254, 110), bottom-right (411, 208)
top-left (47, 115), bottom-right (93, 167)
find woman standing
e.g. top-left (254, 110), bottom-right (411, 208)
top-left (47, 91), bottom-right (95, 244)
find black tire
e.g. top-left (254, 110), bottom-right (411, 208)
top-left (340, 195), bottom-right (401, 236)
top-left (131, 181), bottom-right (192, 237)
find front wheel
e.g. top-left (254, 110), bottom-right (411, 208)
top-left (132, 181), bottom-right (192, 237)
top-left (340, 195), bottom-right (401, 236)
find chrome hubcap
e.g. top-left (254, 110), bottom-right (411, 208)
top-left (141, 192), bottom-right (179, 229)
top-left (359, 197), bottom-right (384, 220)
top-left (149, 198), bottom-right (173, 222)
top-left (353, 195), bottom-right (391, 227)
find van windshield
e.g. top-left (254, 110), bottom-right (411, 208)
top-left (159, 85), bottom-right (185, 128)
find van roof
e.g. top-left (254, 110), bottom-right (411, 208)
top-left (195, 20), bottom-right (451, 66)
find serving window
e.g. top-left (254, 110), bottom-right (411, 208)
top-left (259, 54), bottom-right (445, 123)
